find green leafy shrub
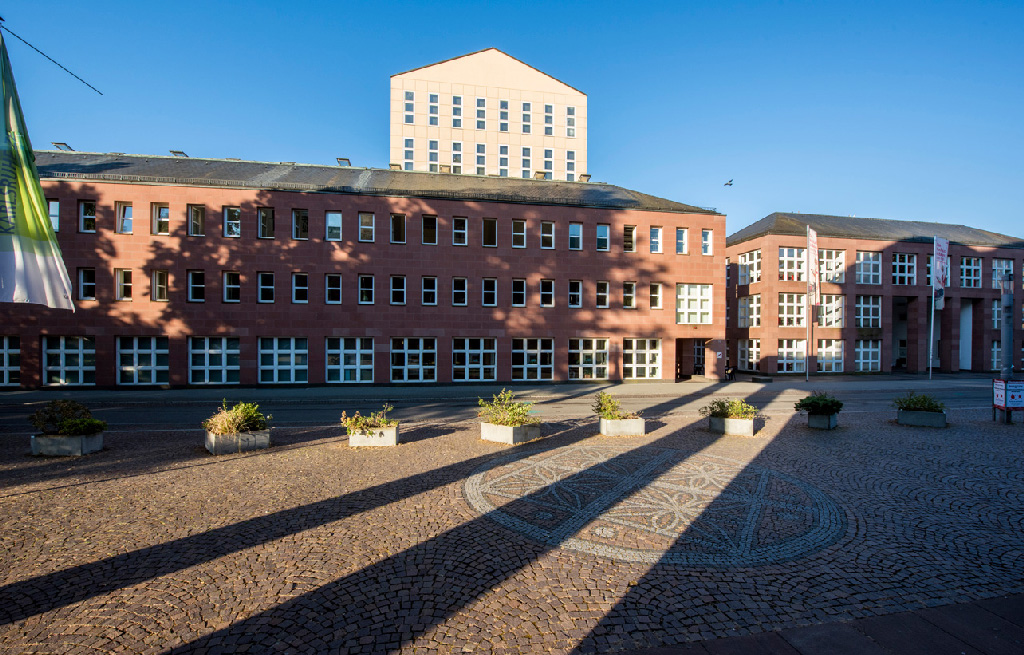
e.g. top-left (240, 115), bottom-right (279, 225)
top-left (58, 418), bottom-right (108, 435)
top-left (893, 392), bottom-right (945, 413)
top-left (340, 404), bottom-right (399, 432)
top-left (30, 400), bottom-right (95, 435)
top-left (203, 400), bottom-right (272, 435)
top-left (592, 390), bottom-right (640, 420)
top-left (794, 391), bottom-right (843, 415)
top-left (477, 388), bottom-right (539, 427)
top-left (698, 398), bottom-right (759, 419)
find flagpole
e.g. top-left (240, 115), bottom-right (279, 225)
top-left (806, 227), bottom-right (810, 382)
top-left (928, 295), bottom-right (935, 381)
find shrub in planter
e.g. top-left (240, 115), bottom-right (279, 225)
top-left (203, 400), bottom-right (272, 454)
top-left (795, 391), bottom-right (843, 430)
top-left (29, 400), bottom-right (108, 456)
top-left (478, 388), bottom-right (541, 444)
top-left (893, 392), bottom-right (946, 427)
top-left (593, 390), bottom-right (645, 436)
top-left (341, 404), bottom-right (401, 446)
top-left (698, 398), bottom-right (760, 437)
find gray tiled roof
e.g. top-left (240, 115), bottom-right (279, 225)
top-left (727, 212), bottom-right (1024, 249)
top-left (34, 151), bottom-right (719, 216)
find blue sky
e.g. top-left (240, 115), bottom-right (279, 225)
top-left (5, 1), bottom-right (1022, 236)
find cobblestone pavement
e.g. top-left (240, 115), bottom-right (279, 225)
top-left (1, 407), bottom-right (1023, 654)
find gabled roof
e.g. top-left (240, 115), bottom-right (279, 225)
top-left (35, 151), bottom-right (718, 215)
top-left (727, 212), bottom-right (1024, 249)
top-left (391, 47), bottom-right (585, 96)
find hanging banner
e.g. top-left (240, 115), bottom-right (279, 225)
top-left (933, 236), bottom-right (949, 311)
top-left (806, 226), bottom-right (819, 307)
top-left (0, 32), bottom-right (74, 310)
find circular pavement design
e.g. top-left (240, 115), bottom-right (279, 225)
top-left (464, 443), bottom-right (846, 567)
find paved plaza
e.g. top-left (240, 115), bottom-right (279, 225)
top-left (1, 386), bottom-right (1023, 653)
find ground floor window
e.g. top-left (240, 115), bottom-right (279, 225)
top-left (43, 336), bottom-right (96, 386)
top-left (512, 338), bottom-right (553, 380)
top-left (817, 339), bottom-right (844, 373)
top-left (737, 339), bottom-right (760, 371)
top-left (854, 339), bottom-right (881, 372)
top-left (117, 336), bottom-right (169, 385)
top-left (991, 340), bottom-right (1001, 372)
top-left (568, 338), bottom-right (609, 380)
top-left (777, 339), bottom-right (806, 373)
top-left (453, 337), bottom-right (497, 381)
top-left (391, 337), bottom-right (436, 382)
top-left (326, 337), bottom-right (374, 383)
top-left (190, 337), bottom-right (240, 384)
top-left (623, 338), bottom-right (660, 379)
top-left (0, 336), bottom-right (19, 386)
top-left (259, 337), bottom-right (308, 383)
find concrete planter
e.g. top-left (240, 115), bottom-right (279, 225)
top-left (205, 429), bottom-right (271, 455)
top-left (348, 425), bottom-right (400, 447)
top-left (807, 413), bottom-right (839, 430)
top-left (480, 422), bottom-right (541, 445)
top-left (31, 432), bottom-right (103, 456)
top-left (599, 417), bottom-right (646, 437)
top-left (708, 416), bottom-right (756, 437)
top-left (897, 410), bottom-right (946, 428)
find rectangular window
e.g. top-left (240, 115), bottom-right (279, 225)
top-left (452, 96), bottom-right (462, 129)
top-left (43, 336), bottom-right (96, 386)
top-left (293, 209), bottom-right (309, 240)
top-left (512, 219), bottom-right (526, 248)
top-left (115, 269), bottom-right (132, 301)
top-left (452, 337), bottom-right (497, 381)
top-left (422, 215), bottom-right (437, 245)
top-left (779, 247), bottom-right (807, 281)
top-left (819, 294), bottom-right (845, 327)
top-left (422, 276), bottom-right (437, 305)
top-left (540, 279), bottom-right (554, 307)
top-left (390, 337), bottom-right (436, 382)
top-left (993, 298), bottom-right (1002, 329)
top-left (855, 295), bottom-right (882, 328)
top-left (569, 223), bottom-right (582, 250)
top-left (152, 269), bottom-right (169, 302)
top-left (623, 281), bottom-right (636, 309)
top-left (482, 278), bottom-right (497, 306)
top-left (452, 277), bottom-right (468, 305)
top-left (292, 273), bottom-right (309, 303)
top-left (453, 217), bottom-right (468, 245)
top-left (597, 224), bottom-right (610, 251)
top-left (188, 205), bottom-right (206, 236)
top-left (358, 275), bottom-right (374, 304)
top-left (391, 214), bottom-right (406, 244)
top-left (541, 221), bottom-right (555, 249)
top-left (404, 90), bottom-right (414, 124)
top-left (992, 258), bottom-right (1014, 288)
top-left (79, 200), bottom-right (96, 233)
top-left (117, 336), bottom-right (169, 385)
top-left (326, 337), bottom-right (374, 383)
top-left (255, 272), bottom-right (274, 303)
top-left (188, 270), bottom-right (205, 302)
top-left (404, 137), bottom-right (415, 168)
top-left (189, 337), bottom-right (241, 384)
top-left (258, 207), bottom-right (275, 239)
top-left (221, 271), bottom-right (239, 302)
top-left (482, 218), bottom-right (497, 247)
top-left (960, 257), bottom-right (982, 288)
top-left (512, 278), bottom-right (526, 307)
top-left (326, 274), bottom-right (342, 304)
top-left (568, 338), bottom-right (609, 380)
top-left (701, 229), bottom-right (713, 255)
top-left (47, 200), bottom-right (59, 231)
top-left (817, 339), bottom-right (845, 372)
top-left (777, 339), bottom-right (806, 373)
top-left (258, 337), bottom-right (308, 384)
top-left (991, 340), bottom-right (1002, 371)
top-left (596, 281), bottom-right (609, 308)
top-left (738, 250), bottom-right (761, 284)
top-left (649, 283), bottom-right (662, 309)
top-left (511, 338), bottom-right (554, 380)
top-left (676, 228), bottom-right (688, 255)
top-left (326, 211), bottom-right (342, 241)
top-left (855, 251), bottom-right (882, 284)
top-left (358, 212), bottom-right (374, 242)
top-left (151, 203), bottom-right (170, 235)
top-left (855, 339), bottom-right (882, 372)
top-left (223, 207), bottom-right (241, 237)
top-left (78, 268), bottom-right (96, 300)
top-left (738, 339), bottom-right (761, 371)
top-left (676, 284), bottom-right (712, 324)
top-left (819, 249), bottom-right (845, 283)
top-left (892, 253), bottom-right (916, 285)
top-left (778, 293), bottom-right (806, 327)
top-left (115, 202), bottom-right (133, 234)
top-left (650, 227), bottom-right (663, 253)
top-left (390, 275), bottom-right (406, 305)
top-left (566, 106), bottom-right (576, 137)
top-left (569, 280), bottom-right (582, 307)
top-left (623, 338), bottom-right (661, 379)
top-left (623, 226), bottom-right (636, 252)
top-left (738, 294), bottom-right (761, 328)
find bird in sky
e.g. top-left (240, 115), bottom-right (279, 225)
top-left (724, 179), bottom-right (733, 186)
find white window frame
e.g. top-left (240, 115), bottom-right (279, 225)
top-left (258, 272), bottom-right (275, 303)
top-left (819, 295), bottom-right (844, 327)
top-left (777, 339), bottom-right (806, 373)
top-left (452, 337), bottom-right (497, 382)
top-left (512, 219), bottom-right (526, 248)
top-left (79, 200), bottom-right (96, 233)
top-left (358, 275), bottom-right (374, 304)
top-left (650, 282), bottom-right (662, 310)
top-left (623, 338), bottom-right (661, 379)
top-left (650, 226), bottom-right (663, 254)
top-left (855, 295), bottom-right (882, 328)
top-left (422, 215), bottom-right (438, 245)
top-left (43, 336), bottom-right (96, 386)
top-left (676, 284), bottom-right (712, 324)
top-left (992, 258), bottom-right (1014, 288)
top-left (623, 281), bottom-right (636, 309)
top-left (596, 281), bottom-right (609, 308)
top-left (568, 280), bottom-right (582, 308)
top-left (422, 276), bottom-right (437, 306)
top-left (223, 271), bottom-right (240, 303)
top-left (151, 203), bottom-right (169, 235)
top-left (623, 226), bottom-right (636, 253)
top-left (779, 247), bottom-right (806, 282)
top-left (293, 209), bottom-right (309, 240)
top-left (326, 337), bottom-right (374, 383)
top-left (993, 298), bottom-right (1002, 329)
top-left (117, 336), bottom-right (169, 385)
top-left (676, 227), bottom-right (688, 255)
top-left (189, 337), bottom-right (241, 385)
top-left (257, 207), bottom-right (275, 239)
top-left (511, 338), bottom-right (554, 381)
top-left (453, 217), bottom-right (468, 246)
top-left (541, 221), bottom-right (555, 249)
top-left (597, 224), bottom-right (610, 251)
top-left (188, 204), bottom-right (205, 236)
top-left (452, 277), bottom-right (468, 306)
top-left (738, 339), bottom-right (761, 371)
top-left (701, 229), bottom-right (712, 255)
top-left (292, 273), bottom-right (309, 304)
top-left (258, 337), bottom-right (309, 384)
top-left (47, 199), bottom-right (59, 232)
top-left (568, 338), bottom-right (609, 380)
top-left (855, 251), bottom-right (882, 285)
top-left (390, 337), bottom-right (437, 382)
top-left (325, 273), bottom-right (342, 304)
top-left (391, 213), bottom-right (406, 244)
top-left (78, 268), bottom-right (96, 300)
top-left (991, 340), bottom-right (1002, 372)
top-left (390, 275), bottom-right (406, 305)
top-left (188, 270), bottom-right (206, 302)
top-left (778, 293), bottom-right (806, 327)
top-left (540, 279), bottom-right (554, 307)
top-left (817, 339), bottom-right (845, 373)
top-left (115, 269), bottom-right (132, 301)
top-left (892, 253), bottom-right (916, 285)
top-left (358, 212), bottom-right (374, 242)
top-left (819, 249), bottom-right (845, 283)
top-left (738, 294), bottom-right (761, 328)
top-left (482, 217), bottom-right (497, 248)
top-left (569, 223), bottom-right (583, 250)
top-left (116, 201), bottom-right (133, 234)
top-left (512, 278), bottom-right (527, 307)
top-left (0, 336), bottom-right (20, 386)
top-left (223, 207), bottom-right (241, 238)
top-left (738, 250), bottom-right (761, 284)
top-left (482, 278), bottom-right (497, 307)
top-left (854, 339), bottom-right (882, 372)
top-left (960, 256), bottom-right (982, 288)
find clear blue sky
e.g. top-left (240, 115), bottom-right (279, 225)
top-left (5, 1), bottom-right (1022, 236)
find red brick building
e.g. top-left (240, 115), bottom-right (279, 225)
top-left (0, 151), bottom-right (727, 388)
top-left (726, 213), bottom-right (1024, 375)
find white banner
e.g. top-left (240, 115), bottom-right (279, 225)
top-left (933, 236), bottom-right (949, 311)
top-left (806, 226), bottom-right (819, 307)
